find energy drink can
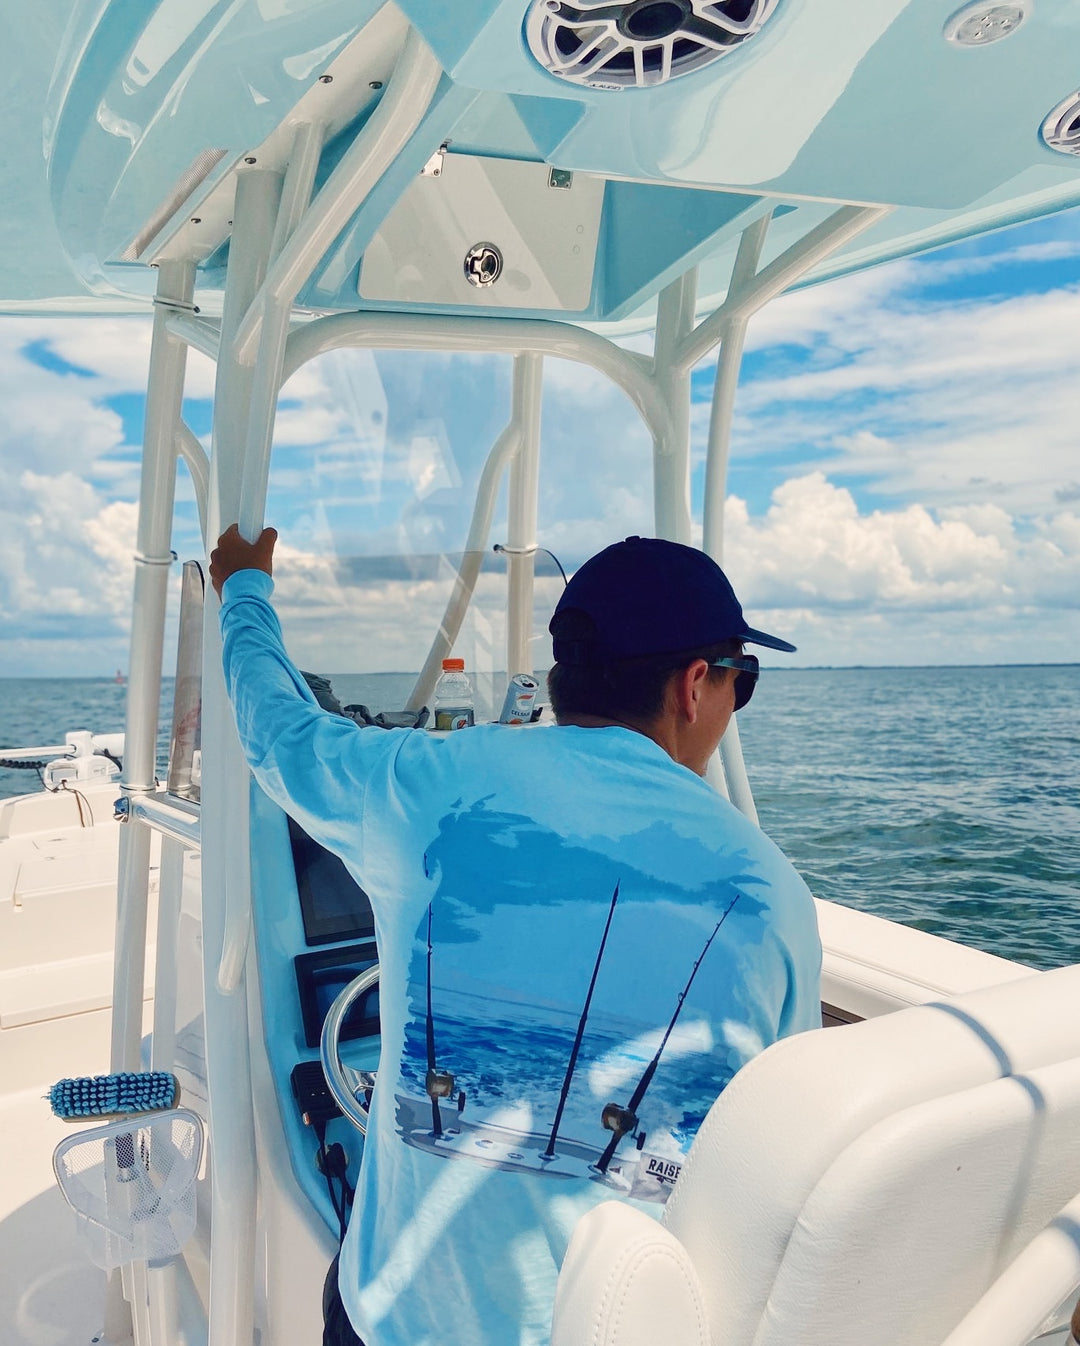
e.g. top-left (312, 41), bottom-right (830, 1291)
top-left (498, 674), bottom-right (539, 725)
top-left (434, 707), bottom-right (474, 731)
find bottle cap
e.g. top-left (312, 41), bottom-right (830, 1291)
top-left (441, 658), bottom-right (465, 670)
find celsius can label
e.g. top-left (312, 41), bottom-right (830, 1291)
top-left (499, 674), bottom-right (539, 725)
top-left (435, 707), bottom-right (475, 731)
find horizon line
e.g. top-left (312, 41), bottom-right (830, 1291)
top-left (1, 661), bottom-right (1078, 679)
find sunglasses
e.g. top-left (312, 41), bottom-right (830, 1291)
top-left (710, 654), bottom-right (760, 712)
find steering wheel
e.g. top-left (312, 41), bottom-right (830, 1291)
top-left (319, 965), bottom-right (380, 1134)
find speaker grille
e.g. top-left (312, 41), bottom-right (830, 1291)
top-left (525, 0), bottom-right (781, 90)
top-left (1043, 91), bottom-right (1080, 157)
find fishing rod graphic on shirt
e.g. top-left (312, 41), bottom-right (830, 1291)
top-left (417, 887), bottom-right (624, 1157)
top-left (542, 881), bottom-right (621, 1161)
top-left (412, 886), bottom-right (739, 1171)
top-left (424, 902), bottom-right (461, 1139)
top-left (593, 891), bottom-right (742, 1176)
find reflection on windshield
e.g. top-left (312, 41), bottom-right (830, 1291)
top-left (267, 347), bottom-right (653, 709)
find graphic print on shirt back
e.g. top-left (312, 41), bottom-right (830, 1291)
top-left (394, 797), bottom-right (766, 1202)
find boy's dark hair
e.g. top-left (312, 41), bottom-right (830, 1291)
top-left (547, 609), bottom-right (743, 721)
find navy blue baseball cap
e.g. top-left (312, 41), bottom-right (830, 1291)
top-left (550, 536), bottom-right (796, 665)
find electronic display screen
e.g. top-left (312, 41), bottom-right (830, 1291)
top-left (294, 942), bottom-right (380, 1050)
top-left (288, 815), bottom-right (375, 946)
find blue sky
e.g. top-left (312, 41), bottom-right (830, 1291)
top-left (1, 208), bottom-right (1078, 676)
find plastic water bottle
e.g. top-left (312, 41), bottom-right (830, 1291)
top-left (433, 659), bottom-right (475, 731)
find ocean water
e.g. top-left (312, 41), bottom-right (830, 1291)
top-left (737, 664), bottom-right (1080, 970)
top-left (400, 1003), bottom-right (728, 1164)
top-left (2, 666), bottom-right (1077, 970)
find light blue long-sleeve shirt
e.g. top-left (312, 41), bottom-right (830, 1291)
top-left (220, 567), bottom-right (822, 1346)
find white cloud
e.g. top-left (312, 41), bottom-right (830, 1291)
top-left (726, 473), bottom-right (1006, 609)
top-left (38, 319), bottom-right (153, 393)
top-left (0, 331), bottom-right (127, 478)
top-left (4, 471), bottom-right (138, 620)
top-left (745, 285), bottom-right (1080, 404)
top-left (270, 549), bottom-right (562, 685)
top-left (909, 238), bottom-right (1080, 282)
top-left (0, 320), bottom-right (164, 674)
top-left (720, 473), bottom-right (1080, 664)
top-left (690, 267), bottom-right (1080, 520)
top-left (536, 356), bottom-right (654, 551)
top-left (741, 263), bottom-right (913, 354)
top-left (0, 465), bottom-right (152, 677)
top-left (254, 469), bottom-right (1080, 676)
top-left (3, 217), bottom-right (1080, 676)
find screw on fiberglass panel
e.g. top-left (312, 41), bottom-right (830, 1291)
top-left (524, 0), bottom-right (781, 91)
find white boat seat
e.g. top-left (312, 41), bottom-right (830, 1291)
top-left (551, 964), bottom-right (1080, 1346)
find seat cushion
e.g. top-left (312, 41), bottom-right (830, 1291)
top-left (552, 1201), bottom-right (709, 1346)
top-left (662, 964), bottom-right (1080, 1346)
top-left (757, 1057), bottom-right (1080, 1346)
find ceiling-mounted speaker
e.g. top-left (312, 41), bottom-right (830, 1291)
top-left (1042, 90), bottom-right (1080, 156)
top-left (524, 0), bottom-right (781, 91)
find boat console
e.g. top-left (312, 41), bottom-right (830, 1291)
top-left (248, 789), bottom-right (382, 1232)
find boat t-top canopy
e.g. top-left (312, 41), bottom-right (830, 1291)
top-left (6, 0), bottom-right (1080, 324)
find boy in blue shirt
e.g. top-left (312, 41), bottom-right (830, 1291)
top-left (211, 528), bottom-right (821, 1346)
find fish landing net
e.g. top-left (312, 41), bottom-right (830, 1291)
top-left (52, 1108), bottom-right (203, 1269)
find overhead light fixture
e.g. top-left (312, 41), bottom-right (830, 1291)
top-left (943, 2), bottom-right (1029, 47)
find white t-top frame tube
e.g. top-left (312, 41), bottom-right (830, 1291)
top-left (695, 205), bottom-right (888, 817)
top-left (506, 354), bottom-right (544, 677)
top-left (651, 269), bottom-right (698, 545)
top-left (111, 259), bottom-right (195, 1084)
top-left (199, 167), bottom-right (281, 1346)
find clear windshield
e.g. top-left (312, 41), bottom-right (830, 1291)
top-left (263, 348), bottom-right (653, 721)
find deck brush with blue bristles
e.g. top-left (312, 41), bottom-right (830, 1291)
top-left (49, 1071), bottom-right (179, 1121)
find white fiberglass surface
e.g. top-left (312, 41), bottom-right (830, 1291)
top-left (0, 1005), bottom-right (114, 1346)
top-left (265, 347), bottom-right (654, 716)
top-left (0, 1089), bottom-right (105, 1346)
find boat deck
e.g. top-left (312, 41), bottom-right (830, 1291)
top-left (0, 1083), bottom-right (106, 1345)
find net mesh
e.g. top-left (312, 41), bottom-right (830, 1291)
top-left (52, 1109), bottom-right (203, 1269)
